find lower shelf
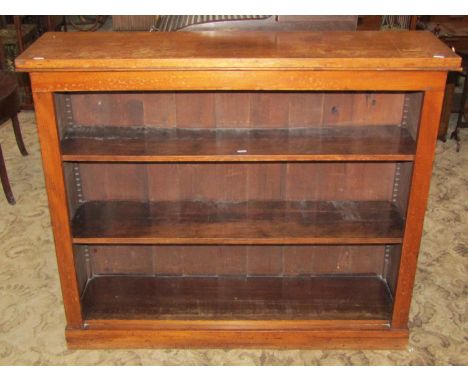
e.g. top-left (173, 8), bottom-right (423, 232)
top-left (82, 275), bottom-right (393, 321)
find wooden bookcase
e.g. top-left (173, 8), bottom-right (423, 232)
top-left (16, 31), bottom-right (460, 349)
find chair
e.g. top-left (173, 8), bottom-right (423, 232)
top-left (151, 16), bottom-right (358, 32)
top-left (0, 37), bottom-right (28, 204)
top-left (451, 48), bottom-right (468, 151)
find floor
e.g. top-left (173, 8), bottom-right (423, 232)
top-left (0, 111), bottom-right (466, 365)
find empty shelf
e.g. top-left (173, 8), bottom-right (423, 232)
top-left (71, 200), bottom-right (405, 245)
top-left (82, 275), bottom-right (393, 321)
top-left (61, 126), bottom-right (416, 162)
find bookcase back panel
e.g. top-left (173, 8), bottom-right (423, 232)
top-left (63, 91), bottom-right (414, 129)
top-left (76, 244), bottom-right (388, 278)
top-left (73, 162), bottom-right (398, 203)
top-left (73, 243), bottom-right (402, 310)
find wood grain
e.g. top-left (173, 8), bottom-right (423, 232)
top-left (391, 88), bottom-right (447, 328)
top-left (66, 327), bottom-right (408, 349)
top-left (15, 31), bottom-right (460, 71)
top-left (71, 200), bottom-right (405, 245)
top-left (74, 162), bottom-right (397, 203)
top-left (81, 244), bottom-right (387, 278)
top-left (66, 92), bottom-right (407, 129)
top-left (61, 126), bottom-right (416, 162)
top-left (84, 318), bottom-right (389, 331)
top-left (82, 275), bottom-right (393, 320)
top-left (29, 71), bottom-right (449, 92)
top-left (21, 31), bottom-right (454, 349)
top-left (32, 92), bottom-right (83, 326)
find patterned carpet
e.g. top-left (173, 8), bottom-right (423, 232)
top-left (0, 111), bottom-right (466, 365)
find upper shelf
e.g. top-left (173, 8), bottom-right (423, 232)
top-left (61, 125), bottom-right (416, 162)
top-left (15, 31), bottom-right (461, 72)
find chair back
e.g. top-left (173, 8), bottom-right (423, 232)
top-left (0, 36), bottom-right (5, 71)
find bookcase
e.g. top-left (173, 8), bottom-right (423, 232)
top-left (16, 31), bottom-right (460, 349)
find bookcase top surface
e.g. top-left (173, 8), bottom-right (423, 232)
top-left (16, 31), bottom-right (461, 72)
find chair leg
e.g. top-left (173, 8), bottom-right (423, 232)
top-left (451, 72), bottom-right (468, 152)
top-left (12, 114), bottom-right (28, 156)
top-left (0, 143), bottom-right (16, 205)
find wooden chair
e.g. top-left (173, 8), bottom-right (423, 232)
top-left (451, 48), bottom-right (468, 151)
top-left (0, 37), bottom-right (28, 204)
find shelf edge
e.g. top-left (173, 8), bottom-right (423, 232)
top-left (62, 154), bottom-right (416, 163)
top-left (72, 237), bottom-right (404, 245)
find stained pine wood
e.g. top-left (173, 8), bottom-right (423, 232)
top-left (61, 126), bottom-right (416, 162)
top-left (71, 200), bottom-right (404, 245)
top-left (15, 31), bottom-right (460, 71)
top-left (82, 275), bottom-right (393, 320)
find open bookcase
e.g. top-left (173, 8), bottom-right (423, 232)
top-left (16, 31), bottom-right (460, 349)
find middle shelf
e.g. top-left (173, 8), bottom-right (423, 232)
top-left (71, 200), bottom-right (404, 244)
top-left (61, 125), bottom-right (416, 162)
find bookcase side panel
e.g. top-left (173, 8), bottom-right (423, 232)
top-left (32, 91), bottom-right (83, 327)
top-left (391, 86), bottom-right (447, 329)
